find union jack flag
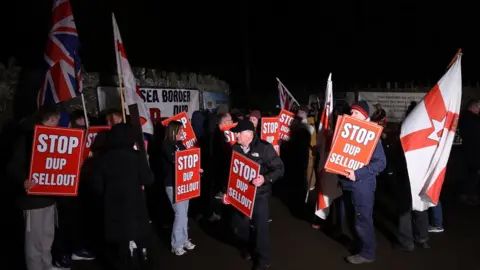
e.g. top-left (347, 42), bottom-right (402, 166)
top-left (277, 78), bottom-right (298, 111)
top-left (38, 0), bottom-right (82, 107)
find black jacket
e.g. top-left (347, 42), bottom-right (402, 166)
top-left (91, 123), bottom-right (154, 244)
top-left (231, 136), bottom-right (284, 195)
top-left (7, 130), bottom-right (55, 210)
top-left (211, 127), bottom-right (232, 192)
top-left (458, 110), bottom-right (480, 170)
top-left (160, 140), bottom-right (186, 187)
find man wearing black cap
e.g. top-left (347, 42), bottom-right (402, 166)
top-left (340, 100), bottom-right (386, 264)
top-left (226, 119), bottom-right (284, 270)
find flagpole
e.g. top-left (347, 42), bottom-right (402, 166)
top-left (112, 13), bottom-right (127, 123)
top-left (276, 77), bottom-right (300, 106)
top-left (447, 49), bottom-right (462, 69)
top-left (73, 49), bottom-right (89, 128)
top-left (80, 93), bottom-right (89, 129)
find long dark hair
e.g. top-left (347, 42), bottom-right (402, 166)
top-left (164, 121), bottom-right (183, 142)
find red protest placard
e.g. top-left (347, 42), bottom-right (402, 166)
top-left (278, 109), bottom-right (295, 141)
top-left (331, 116), bottom-right (343, 146)
top-left (325, 115), bottom-right (343, 174)
top-left (220, 123), bottom-right (238, 146)
top-left (324, 115), bottom-right (383, 177)
top-left (174, 148), bottom-right (201, 203)
top-left (260, 117), bottom-right (280, 155)
top-left (226, 151), bottom-right (260, 218)
top-left (28, 125), bottom-right (85, 196)
top-left (83, 126), bottom-right (110, 160)
top-left (161, 112), bottom-right (197, 149)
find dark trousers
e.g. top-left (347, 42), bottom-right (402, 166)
top-left (232, 193), bottom-right (270, 266)
top-left (52, 197), bottom-right (82, 259)
top-left (397, 210), bottom-right (428, 248)
top-left (102, 241), bottom-right (149, 270)
top-left (342, 187), bottom-right (375, 260)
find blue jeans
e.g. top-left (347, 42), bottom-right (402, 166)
top-left (166, 187), bottom-right (189, 249)
top-left (428, 202), bottom-right (443, 227)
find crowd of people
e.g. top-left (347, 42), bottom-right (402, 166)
top-left (5, 97), bottom-right (480, 270)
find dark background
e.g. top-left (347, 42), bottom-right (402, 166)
top-left (0, 0), bottom-right (477, 105)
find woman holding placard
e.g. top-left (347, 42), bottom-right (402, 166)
top-left (161, 121), bottom-right (196, 256)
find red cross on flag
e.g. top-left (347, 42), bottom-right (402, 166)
top-left (112, 13), bottom-right (153, 135)
top-left (400, 50), bottom-right (462, 211)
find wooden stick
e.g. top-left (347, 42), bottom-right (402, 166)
top-left (447, 48), bottom-right (462, 69)
top-left (80, 93), bottom-right (90, 128)
top-left (118, 79), bottom-right (127, 123)
top-left (113, 15), bottom-right (127, 123)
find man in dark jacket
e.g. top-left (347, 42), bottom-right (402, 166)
top-left (458, 99), bottom-right (480, 205)
top-left (340, 101), bottom-right (386, 264)
top-left (52, 110), bottom-right (95, 269)
top-left (91, 123), bottom-right (154, 270)
top-left (7, 106), bottom-right (60, 270)
top-left (227, 119), bottom-right (284, 270)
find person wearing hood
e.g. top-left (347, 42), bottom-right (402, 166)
top-left (91, 123), bottom-right (154, 269)
top-left (339, 101), bottom-right (386, 264)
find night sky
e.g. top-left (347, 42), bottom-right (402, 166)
top-left (1, 0), bottom-right (477, 97)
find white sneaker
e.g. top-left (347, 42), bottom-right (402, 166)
top-left (184, 240), bottom-right (196, 250)
top-left (172, 247), bottom-right (187, 256)
top-left (428, 226), bottom-right (444, 233)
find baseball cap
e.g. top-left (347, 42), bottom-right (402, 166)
top-left (230, 119), bottom-right (255, 133)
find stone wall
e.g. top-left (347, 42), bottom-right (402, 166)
top-left (0, 59), bottom-right (230, 131)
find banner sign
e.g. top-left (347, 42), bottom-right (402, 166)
top-left (324, 115), bottom-right (383, 177)
top-left (97, 87), bottom-right (200, 124)
top-left (174, 148), bottom-right (201, 203)
top-left (203, 91), bottom-right (229, 112)
top-left (161, 112), bottom-right (197, 149)
top-left (28, 126), bottom-right (85, 196)
top-left (83, 126), bottom-right (110, 160)
top-left (358, 92), bottom-right (426, 122)
top-left (278, 109), bottom-right (295, 141)
top-left (220, 123), bottom-right (238, 146)
top-left (226, 151), bottom-right (260, 218)
top-left (260, 117), bottom-right (280, 155)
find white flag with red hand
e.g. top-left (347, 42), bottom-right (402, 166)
top-left (400, 51), bottom-right (462, 211)
top-left (112, 14), bottom-right (153, 135)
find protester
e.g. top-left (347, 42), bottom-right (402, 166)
top-left (371, 102), bottom-right (387, 127)
top-left (248, 110), bottom-right (261, 135)
top-left (286, 106), bottom-right (314, 219)
top-left (161, 121), bottom-right (197, 256)
top-left (69, 109), bottom-right (87, 128)
top-left (7, 106), bottom-right (60, 270)
top-left (52, 110), bottom-right (94, 269)
top-left (205, 112), bottom-right (235, 222)
top-left (458, 99), bottom-right (480, 206)
top-left (227, 119), bottom-right (284, 270)
top-left (191, 110), bottom-right (205, 139)
top-left (105, 108), bottom-right (124, 126)
top-left (340, 100), bottom-right (386, 264)
top-left (393, 125), bottom-right (430, 252)
top-left (91, 123), bottom-right (154, 269)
